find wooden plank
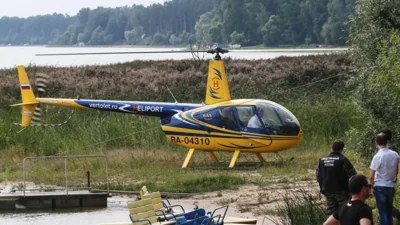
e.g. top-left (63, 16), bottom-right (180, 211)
top-left (100, 221), bottom-right (177, 225)
top-left (90, 189), bottom-right (192, 198)
top-left (224, 217), bottom-right (258, 224)
top-left (142, 192), bottom-right (161, 199)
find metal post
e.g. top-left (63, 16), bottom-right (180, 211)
top-left (65, 158), bottom-right (68, 196)
top-left (105, 158), bottom-right (109, 194)
top-left (23, 158), bottom-right (26, 197)
top-left (87, 171), bottom-right (91, 190)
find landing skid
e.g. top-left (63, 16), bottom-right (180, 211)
top-left (181, 149), bottom-right (294, 169)
top-left (275, 152), bottom-right (295, 162)
top-left (191, 162), bottom-right (264, 171)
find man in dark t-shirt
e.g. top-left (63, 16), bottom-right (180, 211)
top-left (323, 175), bottom-right (373, 225)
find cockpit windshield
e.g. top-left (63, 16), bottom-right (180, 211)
top-left (255, 101), bottom-right (300, 135)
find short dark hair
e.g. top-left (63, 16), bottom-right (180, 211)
top-left (380, 129), bottom-right (392, 142)
top-left (349, 175), bottom-right (369, 194)
top-left (332, 141), bottom-right (344, 152)
top-left (376, 133), bottom-right (388, 145)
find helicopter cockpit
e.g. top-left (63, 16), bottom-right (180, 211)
top-left (194, 100), bottom-right (300, 136)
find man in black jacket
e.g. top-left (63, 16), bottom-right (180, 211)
top-left (317, 140), bottom-right (357, 215)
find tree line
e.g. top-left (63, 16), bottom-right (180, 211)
top-left (0, 0), bottom-right (355, 47)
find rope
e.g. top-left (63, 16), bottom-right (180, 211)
top-left (271, 73), bottom-right (349, 97)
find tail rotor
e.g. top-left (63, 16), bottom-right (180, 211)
top-left (11, 66), bottom-right (75, 132)
top-left (31, 73), bottom-right (49, 125)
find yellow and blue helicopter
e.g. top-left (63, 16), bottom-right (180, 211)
top-left (11, 48), bottom-right (303, 168)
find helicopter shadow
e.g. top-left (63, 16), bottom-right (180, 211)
top-left (190, 157), bottom-right (294, 171)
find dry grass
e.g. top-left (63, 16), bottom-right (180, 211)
top-left (0, 54), bottom-right (351, 104)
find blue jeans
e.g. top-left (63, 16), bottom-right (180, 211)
top-left (374, 186), bottom-right (395, 225)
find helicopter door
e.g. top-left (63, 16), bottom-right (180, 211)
top-left (218, 106), bottom-right (240, 131)
top-left (234, 106), bottom-right (272, 148)
top-left (235, 106), bottom-right (268, 134)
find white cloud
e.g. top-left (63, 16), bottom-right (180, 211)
top-left (0, 0), bottom-right (168, 18)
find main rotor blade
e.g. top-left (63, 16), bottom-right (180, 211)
top-left (35, 50), bottom-right (209, 56)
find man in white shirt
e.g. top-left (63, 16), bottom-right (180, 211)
top-left (247, 108), bottom-right (264, 128)
top-left (369, 132), bottom-right (400, 225)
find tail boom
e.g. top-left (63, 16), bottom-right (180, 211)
top-left (35, 98), bottom-right (200, 117)
top-left (11, 65), bottom-right (201, 128)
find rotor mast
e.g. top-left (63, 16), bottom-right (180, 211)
top-left (207, 47), bottom-right (228, 60)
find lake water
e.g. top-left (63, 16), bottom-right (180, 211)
top-left (0, 46), bottom-right (334, 69)
top-left (1, 201), bottom-right (128, 225)
top-left (0, 195), bottom-right (272, 225)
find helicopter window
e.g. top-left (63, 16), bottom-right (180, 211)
top-left (234, 106), bottom-right (257, 128)
top-left (257, 104), bottom-right (283, 130)
top-left (194, 108), bottom-right (221, 127)
top-left (218, 107), bottom-right (239, 130)
top-left (256, 102), bottom-right (300, 135)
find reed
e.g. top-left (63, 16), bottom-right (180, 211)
top-left (267, 189), bottom-right (326, 225)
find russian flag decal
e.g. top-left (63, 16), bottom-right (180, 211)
top-left (21, 84), bottom-right (30, 90)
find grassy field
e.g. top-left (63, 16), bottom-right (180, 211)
top-left (0, 141), bottom-right (371, 193)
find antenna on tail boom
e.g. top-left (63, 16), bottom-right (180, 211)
top-left (167, 86), bottom-right (178, 103)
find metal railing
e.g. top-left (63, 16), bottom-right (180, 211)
top-left (22, 155), bottom-right (109, 197)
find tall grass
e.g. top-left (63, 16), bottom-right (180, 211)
top-left (267, 189), bottom-right (326, 225)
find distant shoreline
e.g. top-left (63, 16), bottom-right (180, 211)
top-left (0, 44), bottom-right (348, 52)
top-left (0, 46), bottom-right (344, 69)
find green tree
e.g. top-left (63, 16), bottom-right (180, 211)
top-left (104, 16), bottom-right (118, 43)
top-left (89, 26), bottom-right (105, 45)
top-left (300, 0), bottom-right (317, 44)
top-left (230, 31), bottom-right (245, 44)
top-left (0, 0), bottom-right (356, 46)
top-left (78, 8), bottom-right (90, 24)
top-left (56, 32), bottom-right (71, 45)
top-left (348, 0), bottom-right (400, 158)
top-left (209, 23), bottom-right (223, 43)
top-left (77, 33), bottom-right (85, 43)
top-left (151, 32), bottom-right (164, 45)
top-left (279, 0), bottom-right (305, 45)
top-left (169, 34), bottom-right (178, 45)
top-left (221, 0), bottom-right (245, 42)
top-left (322, 0), bottom-right (354, 45)
top-left (194, 11), bottom-right (214, 44)
top-left (261, 15), bottom-right (284, 46)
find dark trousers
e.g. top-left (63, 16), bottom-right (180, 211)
top-left (374, 186), bottom-right (395, 225)
top-left (323, 192), bottom-right (351, 215)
